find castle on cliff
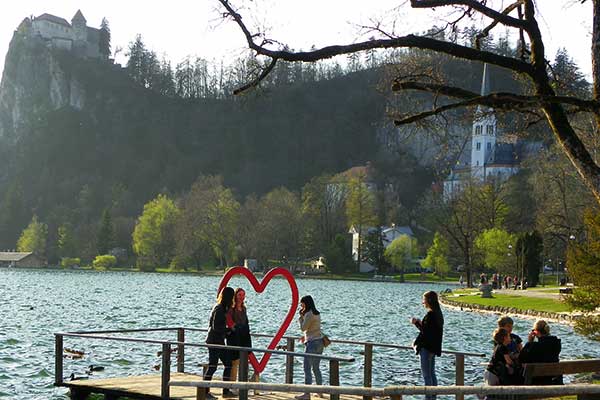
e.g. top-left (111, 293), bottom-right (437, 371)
top-left (16, 10), bottom-right (106, 60)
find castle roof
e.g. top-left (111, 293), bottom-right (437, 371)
top-left (72, 10), bottom-right (87, 23)
top-left (36, 13), bottom-right (71, 27)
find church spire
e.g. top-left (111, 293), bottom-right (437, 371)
top-left (480, 63), bottom-right (491, 96)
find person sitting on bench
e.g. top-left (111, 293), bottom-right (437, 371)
top-left (518, 320), bottom-right (563, 385)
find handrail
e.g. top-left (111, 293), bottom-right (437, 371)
top-left (68, 326), bottom-right (486, 358)
top-left (55, 332), bottom-right (355, 362)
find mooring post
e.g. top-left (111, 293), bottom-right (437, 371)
top-left (177, 328), bottom-right (185, 373)
top-left (329, 359), bottom-right (340, 400)
top-left (161, 343), bottom-right (171, 399)
top-left (239, 350), bottom-right (249, 400)
top-left (455, 353), bottom-right (465, 400)
top-left (285, 337), bottom-right (295, 384)
top-left (363, 343), bottom-right (373, 400)
top-left (54, 334), bottom-right (63, 386)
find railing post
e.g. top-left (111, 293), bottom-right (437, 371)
top-left (329, 359), bottom-right (340, 400)
top-left (363, 343), bottom-right (373, 400)
top-left (177, 328), bottom-right (185, 373)
top-left (455, 353), bottom-right (465, 400)
top-left (239, 350), bottom-right (249, 400)
top-left (54, 334), bottom-right (63, 386)
top-left (161, 343), bottom-right (171, 399)
top-left (285, 337), bottom-right (295, 384)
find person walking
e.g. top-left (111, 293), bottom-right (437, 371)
top-left (412, 291), bottom-right (444, 400)
top-left (204, 287), bottom-right (236, 399)
top-left (295, 295), bottom-right (324, 400)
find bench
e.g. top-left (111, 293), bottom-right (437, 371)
top-left (522, 359), bottom-right (600, 400)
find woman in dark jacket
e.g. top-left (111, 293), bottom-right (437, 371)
top-left (204, 286), bottom-right (236, 399)
top-left (227, 287), bottom-right (252, 381)
top-left (412, 291), bottom-right (444, 400)
top-left (519, 320), bottom-right (562, 385)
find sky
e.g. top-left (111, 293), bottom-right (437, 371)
top-left (0, 1), bottom-right (594, 79)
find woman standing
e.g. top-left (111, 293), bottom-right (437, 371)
top-left (227, 288), bottom-right (252, 381)
top-left (412, 291), bottom-right (444, 400)
top-left (204, 286), bottom-right (236, 399)
top-left (295, 295), bottom-right (324, 400)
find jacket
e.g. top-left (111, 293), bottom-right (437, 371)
top-left (414, 309), bottom-right (444, 356)
top-left (206, 304), bottom-right (230, 345)
top-left (519, 335), bottom-right (562, 385)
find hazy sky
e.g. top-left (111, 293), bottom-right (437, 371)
top-left (0, 1), bottom-right (594, 79)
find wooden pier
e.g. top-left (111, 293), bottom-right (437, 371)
top-left (52, 326), bottom-right (496, 400)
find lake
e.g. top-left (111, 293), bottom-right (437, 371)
top-left (1, 268), bottom-right (599, 399)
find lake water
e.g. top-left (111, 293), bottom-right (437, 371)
top-left (1, 268), bottom-right (599, 399)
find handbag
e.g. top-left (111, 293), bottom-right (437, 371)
top-left (322, 333), bottom-right (331, 347)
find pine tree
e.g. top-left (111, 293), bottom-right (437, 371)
top-left (99, 17), bottom-right (111, 58)
top-left (97, 209), bottom-right (115, 255)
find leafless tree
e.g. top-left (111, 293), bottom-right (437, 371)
top-left (216, 0), bottom-right (600, 206)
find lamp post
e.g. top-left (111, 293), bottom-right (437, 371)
top-left (507, 244), bottom-right (513, 288)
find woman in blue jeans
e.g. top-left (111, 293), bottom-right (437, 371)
top-left (295, 295), bottom-right (324, 400)
top-left (412, 291), bottom-right (444, 400)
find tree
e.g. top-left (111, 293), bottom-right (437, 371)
top-left (422, 232), bottom-right (450, 278)
top-left (323, 234), bottom-right (355, 274)
top-left (17, 215), bottom-right (48, 257)
top-left (57, 223), bottom-right (77, 258)
top-left (475, 228), bottom-right (516, 275)
top-left (99, 17), bottom-right (111, 58)
top-left (97, 208), bottom-right (115, 255)
top-left (522, 230), bottom-right (543, 287)
top-left (346, 175), bottom-right (378, 271)
top-left (566, 210), bottom-right (600, 340)
top-left (362, 227), bottom-right (389, 273)
top-left (132, 194), bottom-right (179, 270)
top-left (217, 0), bottom-right (600, 209)
top-left (385, 235), bottom-right (416, 282)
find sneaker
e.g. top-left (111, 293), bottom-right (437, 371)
top-left (295, 394), bottom-right (311, 400)
top-left (222, 390), bottom-right (237, 398)
top-left (205, 392), bottom-right (217, 400)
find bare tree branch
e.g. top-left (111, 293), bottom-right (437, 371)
top-left (232, 58), bottom-right (277, 95)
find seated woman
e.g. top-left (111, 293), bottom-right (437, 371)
top-left (486, 328), bottom-right (522, 386)
top-left (518, 320), bottom-right (563, 385)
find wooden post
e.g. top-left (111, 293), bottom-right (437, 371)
top-left (363, 343), bottom-right (373, 400)
top-left (390, 396), bottom-right (403, 400)
top-left (285, 337), bottom-right (295, 384)
top-left (455, 353), bottom-right (465, 400)
top-left (239, 351), bottom-right (249, 400)
top-left (329, 359), bottom-right (340, 400)
top-left (177, 328), bottom-right (185, 373)
top-left (196, 387), bottom-right (207, 400)
top-left (54, 334), bottom-right (63, 386)
top-left (161, 343), bottom-right (171, 399)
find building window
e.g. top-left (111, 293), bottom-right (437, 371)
top-left (487, 142), bottom-right (492, 151)
top-left (476, 142), bottom-right (481, 151)
top-left (475, 126), bottom-right (482, 135)
top-left (476, 160), bottom-right (479, 166)
top-left (486, 125), bottom-right (494, 135)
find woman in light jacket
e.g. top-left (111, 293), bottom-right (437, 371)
top-left (295, 295), bottom-right (324, 400)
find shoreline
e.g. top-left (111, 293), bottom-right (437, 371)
top-left (439, 294), bottom-right (580, 326)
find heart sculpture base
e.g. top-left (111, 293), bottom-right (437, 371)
top-left (218, 267), bottom-right (299, 374)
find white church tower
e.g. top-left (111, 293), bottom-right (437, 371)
top-left (470, 63), bottom-right (497, 179)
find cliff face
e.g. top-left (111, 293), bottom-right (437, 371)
top-left (0, 33), bottom-right (86, 144)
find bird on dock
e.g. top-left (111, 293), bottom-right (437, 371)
top-left (69, 373), bottom-right (88, 381)
top-left (88, 365), bottom-right (105, 373)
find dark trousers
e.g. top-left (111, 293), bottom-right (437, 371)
top-left (204, 348), bottom-right (232, 392)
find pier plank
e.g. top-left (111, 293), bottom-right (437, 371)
top-left (63, 373), bottom-right (370, 399)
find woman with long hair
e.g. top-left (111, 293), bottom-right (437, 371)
top-left (295, 295), bottom-right (324, 400)
top-left (227, 287), bottom-right (252, 381)
top-left (204, 286), bottom-right (236, 399)
top-left (411, 291), bottom-right (444, 400)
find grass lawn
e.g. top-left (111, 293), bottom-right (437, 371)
top-left (446, 290), bottom-right (571, 313)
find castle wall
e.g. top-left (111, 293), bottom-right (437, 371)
top-left (32, 20), bottom-right (72, 41)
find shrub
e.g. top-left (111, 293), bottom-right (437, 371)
top-left (60, 257), bottom-right (81, 268)
top-left (93, 255), bottom-right (117, 269)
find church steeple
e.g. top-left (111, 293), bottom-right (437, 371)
top-left (480, 63), bottom-right (491, 96)
top-left (471, 63), bottom-right (497, 178)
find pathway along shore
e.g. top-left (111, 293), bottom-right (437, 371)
top-left (439, 288), bottom-right (581, 326)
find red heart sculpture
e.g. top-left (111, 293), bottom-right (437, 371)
top-left (218, 266), bottom-right (299, 374)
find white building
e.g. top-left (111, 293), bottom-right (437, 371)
top-left (350, 224), bottom-right (414, 273)
top-left (18, 10), bottom-right (104, 59)
top-left (444, 64), bottom-right (541, 197)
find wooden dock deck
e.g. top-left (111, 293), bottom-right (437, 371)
top-left (64, 373), bottom-right (368, 400)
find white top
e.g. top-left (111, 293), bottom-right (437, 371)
top-left (299, 310), bottom-right (322, 342)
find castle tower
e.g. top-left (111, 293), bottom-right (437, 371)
top-left (470, 63), bottom-right (497, 179)
top-left (71, 10), bottom-right (87, 42)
